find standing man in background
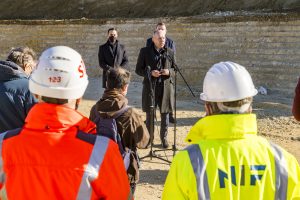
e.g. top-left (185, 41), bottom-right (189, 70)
top-left (98, 27), bottom-right (129, 88)
top-left (146, 22), bottom-right (176, 123)
top-left (292, 77), bottom-right (300, 121)
top-left (0, 47), bottom-right (37, 132)
top-left (146, 22), bottom-right (176, 53)
top-left (136, 30), bottom-right (175, 148)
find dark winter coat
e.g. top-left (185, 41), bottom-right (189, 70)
top-left (292, 77), bottom-right (300, 121)
top-left (135, 44), bottom-right (175, 113)
top-left (89, 89), bottom-right (149, 183)
top-left (0, 60), bottom-right (37, 132)
top-left (98, 40), bottom-right (129, 88)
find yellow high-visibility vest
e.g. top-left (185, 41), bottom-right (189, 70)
top-left (162, 114), bottom-right (300, 200)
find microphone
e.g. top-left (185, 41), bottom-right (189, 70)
top-left (165, 52), bottom-right (177, 69)
top-left (159, 49), bottom-right (165, 55)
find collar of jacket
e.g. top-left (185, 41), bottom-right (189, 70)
top-left (151, 44), bottom-right (166, 54)
top-left (0, 60), bottom-right (28, 81)
top-left (96, 89), bottom-right (128, 117)
top-left (24, 103), bottom-right (96, 133)
top-left (185, 113), bottom-right (257, 143)
top-left (107, 40), bottom-right (119, 46)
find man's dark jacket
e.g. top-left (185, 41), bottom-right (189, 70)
top-left (89, 89), bottom-right (149, 183)
top-left (292, 77), bottom-right (300, 121)
top-left (0, 60), bottom-right (37, 133)
top-left (98, 40), bottom-right (129, 87)
top-left (135, 44), bottom-right (175, 113)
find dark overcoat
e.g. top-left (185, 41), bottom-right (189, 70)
top-left (0, 60), bottom-right (37, 132)
top-left (98, 40), bottom-right (129, 87)
top-left (135, 44), bottom-right (175, 113)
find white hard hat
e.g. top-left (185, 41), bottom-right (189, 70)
top-left (200, 61), bottom-right (257, 102)
top-left (29, 46), bottom-right (88, 99)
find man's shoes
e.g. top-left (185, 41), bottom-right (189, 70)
top-left (162, 139), bottom-right (169, 149)
top-left (169, 115), bottom-right (176, 123)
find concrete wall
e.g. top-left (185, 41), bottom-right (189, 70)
top-left (0, 17), bottom-right (300, 95)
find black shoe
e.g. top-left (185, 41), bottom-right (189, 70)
top-left (162, 139), bottom-right (169, 148)
top-left (169, 115), bottom-right (176, 123)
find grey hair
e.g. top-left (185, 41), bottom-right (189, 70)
top-left (208, 97), bottom-right (253, 114)
top-left (6, 47), bottom-right (36, 69)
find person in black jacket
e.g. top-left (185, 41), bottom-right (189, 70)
top-left (135, 30), bottom-right (175, 148)
top-left (292, 77), bottom-right (300, 121)
top-left (0, 47), bottom-right (37, 132)
top-left (146, 22), bottom-right (176, 123)
top-left (98, 28), bottom-right (129, 88)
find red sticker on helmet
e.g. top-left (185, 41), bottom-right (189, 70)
top-left (78, 60), bottom-right (86, 78)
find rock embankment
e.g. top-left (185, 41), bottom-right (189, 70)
top-left (0, 0), bottom-right (299, 19)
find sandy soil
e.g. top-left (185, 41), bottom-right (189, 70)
top-left (79, 77), bottom-right (300, 200)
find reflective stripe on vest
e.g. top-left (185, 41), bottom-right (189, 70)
top-left (0, 132), bottom-right (7, 185)
top-left (186, 144), bottom-right (210, 200)
top-left (0, 128), bottom-right (21, 187)
top-left (76, 136), bottom-right (109, 200)
top-left (270, 142), bottom-right (288, 200)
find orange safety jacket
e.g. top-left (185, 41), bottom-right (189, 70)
top-left (0, 103), bottom-right (131, 200)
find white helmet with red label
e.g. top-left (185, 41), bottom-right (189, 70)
top-left (29, 46), bottom-right (88, 99)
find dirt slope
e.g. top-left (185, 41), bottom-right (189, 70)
top-left (0, 0), bottom-right (299, 19)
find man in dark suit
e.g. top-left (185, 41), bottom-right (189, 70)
top-left (136, 30), bottom-right (175, 148)
top-left (98, 28), bottom-right (129, 88)
top-left (146, 22), bottom-right (176, 123)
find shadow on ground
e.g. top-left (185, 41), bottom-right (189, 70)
top-left (139, 169), bottom-right (169, 185)
top-left (83, 77), bottom-right (294, 119)
top-left (175, 117), bottom-right (200, 126)
top-left (151, 116), bottom-right (200, 127)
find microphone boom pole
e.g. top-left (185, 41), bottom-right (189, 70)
top-left (140, 66), bottom-right (171, 164)
top-left (153, 52), bottom-right (196, 157)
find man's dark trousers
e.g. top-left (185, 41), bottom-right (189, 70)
top-left (145, 84), bottom-right (169, 145)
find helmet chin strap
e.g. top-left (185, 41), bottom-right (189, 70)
top-left (217, 102), bottom-right (251, 114)
top-left (75, 99), bottom-right (80, 110)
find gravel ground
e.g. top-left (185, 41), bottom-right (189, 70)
top-left (78, 78), bottom-right (300, 200)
